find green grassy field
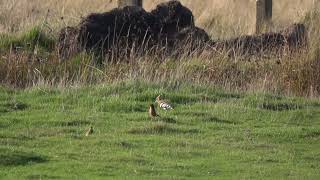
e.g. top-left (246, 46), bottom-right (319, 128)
top-left (0, 81), bottom-right (319, 179)
top-left (1, 0), bottom-right (320, 179)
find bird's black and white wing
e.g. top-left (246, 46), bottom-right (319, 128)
top-left (160, 102), bottom-right (173, 110)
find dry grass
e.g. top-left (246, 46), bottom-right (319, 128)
top-left (0, 0), bottom-right (320, 97)
top-left (0, 0), bottom-right (317, 37)
top-left (1, 39), bottom-right (319, 96)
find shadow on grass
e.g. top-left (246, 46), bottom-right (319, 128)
top-left (0, 101), bottom-right (29, 114)
top-left (118, 141), bottom-right (136, 149)
top-left (182, 111), bottom-right (208, 117)
top-left (259, 102), bottom-right (301, 111)
top-left (310, 102), bottom-right (320, 108)
top-left (0, 122), bottom-right (8, 128)
top-left (0, 134), bottom-right (34, 141)
top-left (180, 111), bottom-right (237, 124)
top-left (54, 120), bottom-right (91, 127)
top-left (99, 103), bottom-right (146, 113)
top-left (217, 93), bottom-right (242, 99)
top-left (0, 149), bottom-right (47, 166)
top-left (4, 102), bottom-right (29, 111)
top-left (130, 116), bottom-right (176, 124)
top-left (127, 123), bottom-right (199, 135)
top-left (113, 156), bottom-right (150, 166)
top-left (301, 131), bottom-right (320, 139)
top-left (18, 128), bottom-right (78, 138)
top-left (202, 116), bottom-right (237, 124)
top-left (168, 95), bottom-right (218, 105)
top-left (0, 108), bottom-right (9, 113)
top-left (158, 117), bottom-right (177, 124)
top-left (26, 174), bottom-right (60, 180)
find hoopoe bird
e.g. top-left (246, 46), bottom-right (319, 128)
top-left (85, 126), bottom-right (94, 136)
top-left (155, 95), bottom-right (173, 110)
top-left (149, 104), bottom-right (160, 118)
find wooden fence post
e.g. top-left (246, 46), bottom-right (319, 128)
top-left (256, 0), bottom-right (272, 34)
top-left (118, 0), bottom-right (143, 8)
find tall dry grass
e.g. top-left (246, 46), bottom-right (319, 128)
top-left (0, 0), bottom-right (319, 97)
top-left (0, 0), bottom-right (316, 37)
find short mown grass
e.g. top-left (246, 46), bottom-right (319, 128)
top-left (0, 81), bottom-right (319, 179)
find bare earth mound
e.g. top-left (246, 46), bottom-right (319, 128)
top-left (217, 23), bottom-right (307, 56)
top-left (57, 0), bottom-right (307, 61)
top-left (57, 1), bottom-right (209, 60)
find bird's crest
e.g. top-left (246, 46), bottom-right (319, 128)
top-left (156, 95), bottom-right (162, 102)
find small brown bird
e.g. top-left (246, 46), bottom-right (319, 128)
top-left (85, 126), bottom-right (94, 136)
top-left (149, 104), bottom-right (159, 118)
top-left (155, 95), bottom-right (173, 110)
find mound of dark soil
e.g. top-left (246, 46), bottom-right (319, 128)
top-left (280, 23), bottom-right (307, 48)
top-left (78, 6), bottom-right (160, 51)
top-left (57, 1), bottom-right (209, 60)
top-left (216, 23), bottom-right (307, 56)
top-left (151, 0), bottom-right (195, 35)
top-left (57, 0), bottom-right (307, 61)
top-left (170, 27), bottom-right (211, 56)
